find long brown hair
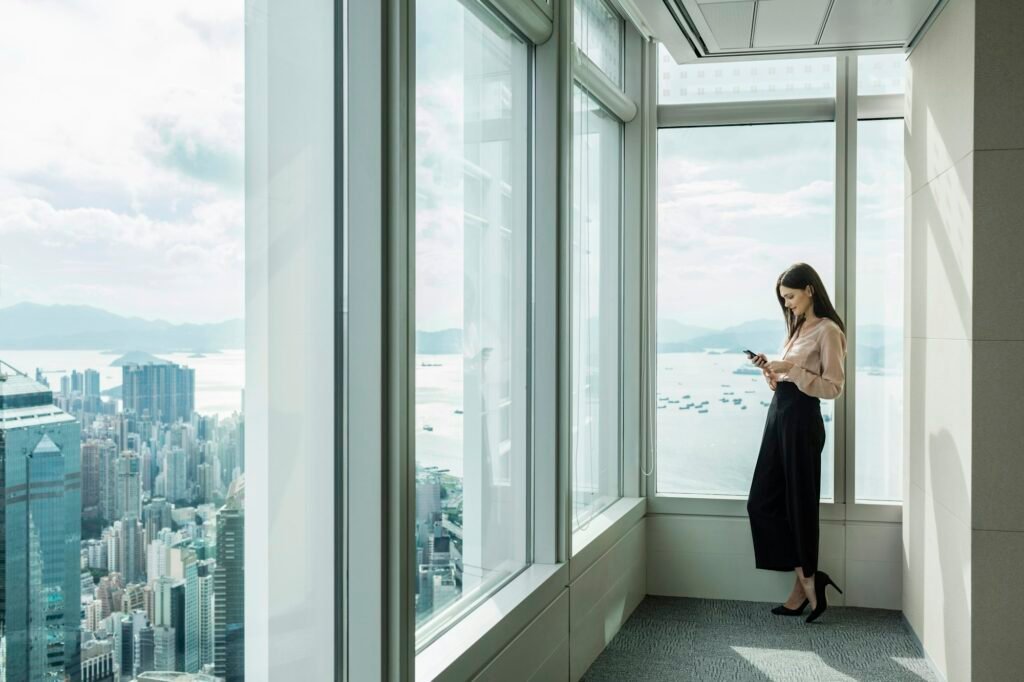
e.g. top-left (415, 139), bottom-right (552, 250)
top-left (776, 263), bottom-right (846, 341)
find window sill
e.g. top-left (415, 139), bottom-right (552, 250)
top-left (647, 494), bottom-right (902, 523)
top-left (415, 562), bottom-right (568, 682)
top-left (570, 496), bottom-right (646, 582)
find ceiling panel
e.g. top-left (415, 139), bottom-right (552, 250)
top-left (699, 2), bottom-right (755, 50)
top-left (753, 0), bottom-right (831, 48)
top-left (650, 0), bottom-right (944, 60)
top-left (819, 0), bottom-right (936, 46)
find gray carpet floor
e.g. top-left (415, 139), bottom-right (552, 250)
top-left (582, 596), bottom-right (939, 682)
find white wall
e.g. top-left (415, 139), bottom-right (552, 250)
top-left (902, 1), bottom-right (1024, 668)
top-left (440, 510), bottom-right (647, 681)
top-left (647, 515), bottom-right (902, 610)
top-left (245, 0), bottom-right (337, 678)
top-left (967, 2), bottom-right (1024, 679)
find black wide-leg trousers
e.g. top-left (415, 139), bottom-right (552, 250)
top-left (747, 380), bottom-right (826, 576)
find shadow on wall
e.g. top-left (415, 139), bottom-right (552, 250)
top-left (904, 49), bottom-right (975, 673)
top-left (929, 428), bottom-right (971, 682)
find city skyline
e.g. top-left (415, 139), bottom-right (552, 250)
top-left (0, 355), bottom-right (246, 681)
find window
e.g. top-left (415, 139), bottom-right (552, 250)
top-left (414, 0), bottom-right (530, 644)
top-left (854, 56), bottom-right (905, 504)
top-left (858, 54), bottom-right (906, 96)
top-left (571, 85), bottom-right (623, 528)
top-left (656, 122), bottom-right (836, 500)
top-left (658, 46), bottom-right (835, 105)
top-left (575, 0), bottom-right (624, 87)
top-left (0, 3), bottom-right (252, 679)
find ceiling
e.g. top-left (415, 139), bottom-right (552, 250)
top-left (620, 0), bottom-right (947, 63)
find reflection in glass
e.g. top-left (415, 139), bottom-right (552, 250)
top-left (656, 123), bottom-right (836, 499)
top-left (574, 0), bottom-right (624, 87)
top-left (658, 45), bottom-right (835, 105)
top-left (414, 0), bottom-right (530, 643)
top-left (571, 85), bottom-right (622, 529)
top-left (855, 119), bottom-right (904, 503)
top-left (858, 54), bottom-right (906, 96)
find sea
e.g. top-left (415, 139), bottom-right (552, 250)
top-left (0, 349), bottom-right (245, 418)
top-left (1, 348), bottom-right (901, 502)
top-left (415, 351), bottom-right (903, 503)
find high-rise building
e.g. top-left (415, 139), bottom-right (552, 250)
top-left (80, 637), bottom-right (116, 682)
top-left (214, 479), bottom-right (244, 681)
top-left (137, 625), bottom-right (156, 676)
top-left (81, 440), bottom-right (102, 517)
top-left (116, 451), bottom-right (142, 521)
top-left (98, 439), bottom-right (119, 522)
top-left (120, 618), bottom-right (135, 678)
top-left (166, 446), bottom-right (189, 504)
top-left (84, 369), bottom-right (101, 398)
top-left (116, 519), bottom-right (145, 585)
top-left (0, 370), bottom-right (82, 680)
top-left (183, 555), bottom-right (200, 673)
top-left (144, 499), bottom-right (174, 545)
top-left (122, 362), bottom-right (195, 424)
top-left (153, 625), bottom-right (177, 672)
top-left (196, 560), bottom-right (215, 670)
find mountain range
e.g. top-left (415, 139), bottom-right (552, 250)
top-left (419, 318), bottom-right (902, 368)
top-left (0, 303), bottom-right (243, 352)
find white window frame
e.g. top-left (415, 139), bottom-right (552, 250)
top-left (645, 52), bottom-right (905, 525)
top-left (566, 0), bottom-right (644, 554)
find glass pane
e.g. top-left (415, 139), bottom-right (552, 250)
top-left (855, 119), bottom-right (904, 503)
top-left (414, 0), bottom-right (530, 644)
top-left (858, 54), bottom-right (906, 96)
top-left (656, 123), bottom-right (837, 500)
top-left (571, 85), bottom-right (622, 529)
top-left (0, 2), bottom-right (248, 679)
top-left (575, 0), bottom-right (623, 87)
top-left (658, 45), bottom-right (835, 105)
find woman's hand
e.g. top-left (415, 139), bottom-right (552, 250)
top-left (763, 360), bottom-right (794, 374)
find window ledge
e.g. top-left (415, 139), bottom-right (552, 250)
top-left (416, 562), bottom-right (568, 682)
top-left (647, 494), bottom-right (902, 523)
top-left (570, 496), bottom-right (646, 582)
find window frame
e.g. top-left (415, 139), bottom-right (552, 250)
top-left (566, 0), bottom-right (639, 550)
top-left (405, 0), bottom-right (537, 653)
top-left (646, 52), bottom-right (904, 524)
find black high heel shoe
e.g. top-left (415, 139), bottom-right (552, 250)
top-left (771, 599), bottom-right (809, 616)
top-left (805, 571), bottom-right (843, 623)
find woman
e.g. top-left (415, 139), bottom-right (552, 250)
top-left (746, 262), bottom-right (846, 623)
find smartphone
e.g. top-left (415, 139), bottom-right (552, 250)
top-left (743, 349), bottom-right (758, 359)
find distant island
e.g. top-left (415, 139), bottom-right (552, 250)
top-left (416, 318), bottom-right (902, 369)
top-left (109, 351), bottom-right (168, 367)
top-left (0, 302), bottom-right (242, 352)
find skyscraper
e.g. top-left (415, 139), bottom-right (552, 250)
top-left (121, 362), bottom-right (195, 424)
top-left (214, 478), bottom-right (244, 681)
top-left (84, 369), bottom-right (101, 398)
top-left (81, 440), bottom-right (102, 517)
top-left (196, 560), bottom-right (215, 670)
top-left (0, 369), bottom-right (82, 680)
top-left (116, 451), bottom-right (142, 521)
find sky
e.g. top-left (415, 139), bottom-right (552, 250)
top-left (656, 49), bottom-right (905, 331)
top-left (0, 0), bottom-right (244, 324)
top-left (0, 2), bottom-right (903, 333)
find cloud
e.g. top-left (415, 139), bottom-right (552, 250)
top-left (0, 0), bottom-right (243, 323)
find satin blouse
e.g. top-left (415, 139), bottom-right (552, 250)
top-left (775, 318), bottom-right (847, 400)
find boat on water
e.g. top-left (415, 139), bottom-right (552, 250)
top-left (423, 425), bottom-right (434, 431)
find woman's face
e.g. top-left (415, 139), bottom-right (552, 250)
top-left (779, 284), bottom-right (814, 317)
